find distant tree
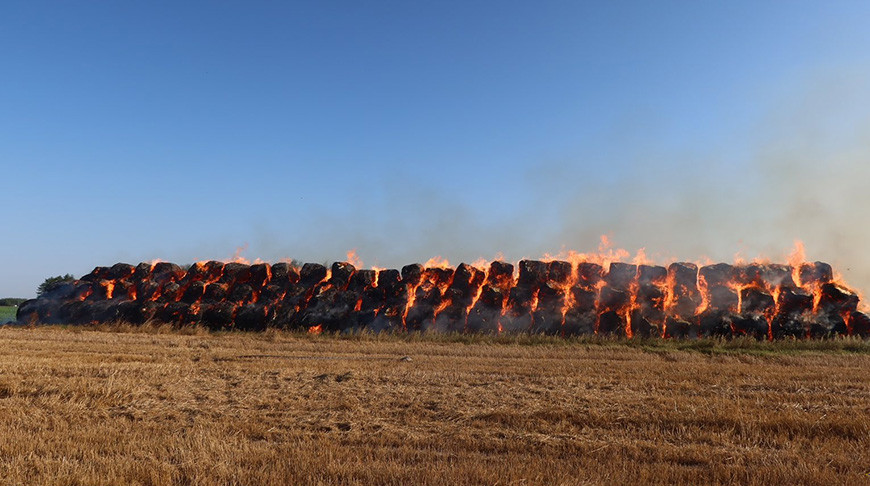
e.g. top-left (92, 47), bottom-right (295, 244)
top-left (0, 298), bottom-right (26, 306)
top-left (37, 274), bottom-right (75, 296)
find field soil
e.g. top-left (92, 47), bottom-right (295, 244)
top-left (0, 326), bottom-right (867, 485)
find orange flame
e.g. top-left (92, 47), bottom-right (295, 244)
top-left (423, 256), bottom-right (451, 269)
top-left (346, 249), bottom-right (364, 268)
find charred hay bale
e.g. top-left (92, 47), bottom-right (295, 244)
top-left (664, 317), bottom-right (695, 339)
top-left (367, 305), bottom-right (404, 333)
top-left (668, 262), bottom-right (698, 289)
top-left (179, 304), bottom-right (202, 326)
top-left (467, 287), bottom-right (505, 333)
top-left (270, 300), bottom-right (302, 330)
top-left (152, 262), bottom-right (180, 275)
top-left (415, 283), bottom-right (443, 307)
top-left (152, 263), bottom-right (184, 285)
top-left (115, 300), bottom-right (140, 324)
top-left (531, 308), bottom-right (563, 334)
top-left (562, 287), bottom-right (597, 336)
top-left (731, 314), bottom-right (768, 339)
top-left (269, 262), bottom-right (295, 286)
top-left (80, 266), bottom-right (110, 282)
top-left (707, 285), bottom-right (739, 312)
top-left (378, 270), bottom-right (404, 306)
top-left (699, 263), bottom-right (736, 288)
top-left (15, 299), bottom-right (42, 324)
top-left (401, 264), bottom-right (424, 286)
top-left (571, 286), bottom-right (597, 312)
top-left (598, 286), bottom-right (629, 313)
top-left (478, 285), bottom-right (506, 309)
top-left (636, 284), bottom-right (664, 310)
top-left (452, 263), bottom-right (475, 287)
top-left (849, 311), bottom-right (870, 338)
top-left (761, 264), bottom-right (795, 288)
top-left (531, 283), bottom-right (565, 334)
top-left (665, 292), bottom-right (703, 320)
top-left (40, 281), bottom-right (77, 301)
top-left (183, 262), bottom-right (210, 282)
top-left (449, 263), bottom-right (480, 299)
top-left (156, 302), bottom-right (187, 323)
top-left (605, 263), bottom-right (637, 291)
top-left (107, 263), bottom-right (135, 280)
top-left (740, 288), bottom-right (775, 316)
top-left (86, 280), bottom-right (112, 301)
top-left (304, 289), bottom-right (359, 331)
top-left (249, 263), bottom-right (272, 289)
top-left (466, 306), bottom-right (500, 333)
top-left (735, 264), bottom-right (764, 287)
top-left (536, 282), bottom-right (564, 312)
top-left (817, 283), bottom-right (859, 315)
top-left (135, 280), bottom-right (160, 302)
top-left (134, 262), bottom-right (154, 280)
top-left (563, 308), bottom-right (596, 335)
top-left (699, 310), bottom-right (734, 337)
top-left (809, 313), bottom-right (848, 338)
top-left (58, 300), bottom-right (91, 324)
top-left (159, 282), bottom-right (182, 303)
top-left (487, 261), bottom-right (514, 288)
top-left (597, 310), bottom-right (625, 335)
top-left (771, 313), bottom-right (808, 339)
top-left (799, 262), bottom-right (833, 286)
top-left (518, 260), bottom-right (548, 287)
top-left (72, 282), bottom-right (94, 301)
top-left (777, 287), bottom-right (813, 316)
top-left (116, 301), bottom-right (161, 324)
top-left (91, 300), bottom-right (127, 323)
top-left (547, 261), bottom-right (572, 284)
top-left (329, 262), bottom-right (355, 290)
top-left (576, 263), bottom-right (603, 289)
top-left (501, 285), bottom-right (535, 332)
top-left (629, 309), bottom-right (655, 338)
top-left (507, 285), bottom-right (535, 312)
top-left (637, 265), bottom-right (667, 286)
top-left (229, 284), bottom-right (255, 305)
top-left (426, 268), bottom-right (455, 289)
top-left (219, 263), bottom-right (251, 285)
top-left (348, 270), bottom-right (376, 293)
top-left (235, 304), bottom-right (270, 331)
top-left (258, 284), bottom-right (286, 304)
top-left (359, 284), bottom-right (385, 312)
top-left (112, 281), bottom-right (134, 300)
top-left (300, 263), bottom-right (328, 286)
top-left (500, 312), bottom-right (533, 333)
top-left (181, 281), bottom-right (205, 304)
top-left (201, 302), bottom-right (237, 330)
top-left (405, 303), bottom-right (435, 331)
top-left (202, 283), bottom-right (228, 302)
top-left (354, 309), bottom-right (378, 329)
top-left (432, 303), bottom-right (467, 333)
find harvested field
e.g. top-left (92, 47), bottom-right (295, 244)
top-left (0, 326), bottom-right (867, 485)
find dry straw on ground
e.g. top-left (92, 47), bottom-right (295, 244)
top-left (0, 325), bottom-right (867, 485)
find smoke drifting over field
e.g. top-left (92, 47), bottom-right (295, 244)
top-left (244, 73), bottom-right (870, 296)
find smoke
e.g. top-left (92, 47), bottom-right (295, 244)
top-left (552, 68), bottom-right (870, 292)
top-left (177, 68), bottom-right (870, 295)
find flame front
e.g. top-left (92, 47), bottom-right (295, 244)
top-left (24, 240), bottom-right (865, 340)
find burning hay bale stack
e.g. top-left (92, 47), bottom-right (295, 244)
top-left (15, 259), bottom-right (870, 339)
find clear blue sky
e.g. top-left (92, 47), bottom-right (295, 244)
top-left (3, 1), bottom-right (870, 297)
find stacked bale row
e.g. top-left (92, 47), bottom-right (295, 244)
top-left (15, 259), bottom-right (870, 338)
